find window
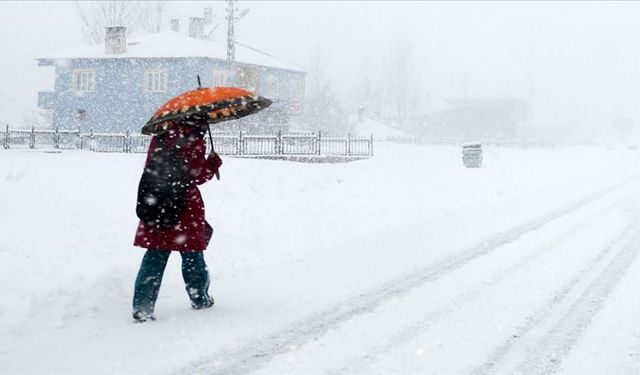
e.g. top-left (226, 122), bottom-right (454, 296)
top-left (266, 76), bottom-right (279, 98)
top-left (212, 69), bottom-right (228, 87)
top-left (144, 68), bottom-right (168, 93)
top-left (291, 80), bottom-right (302, 102)
top-left (71, 69), bottom-right (96, 94)
top-left (289, 80), bottom-right (303, 114)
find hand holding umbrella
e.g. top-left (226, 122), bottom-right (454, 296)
top-left (207, 129), bottom-right (221, 180)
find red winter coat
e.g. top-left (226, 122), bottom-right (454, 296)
top-left (133, 125), bottom-right (220, 251)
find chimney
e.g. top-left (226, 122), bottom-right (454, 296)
top-left (188, 17), bottom-right (204, 39)
top-left (203, 8), bottom-right (213, 25)
top-left (171, 18), bottom-right (180, 33)
top-left (170, 19), bottom-right (180, 32)
top-left (105, 26), bottom-right (126, 54)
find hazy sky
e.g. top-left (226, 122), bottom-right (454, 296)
top-left (1, 1), bottom-right (640, 132)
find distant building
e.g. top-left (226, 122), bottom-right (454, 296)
top-left (37, 26), bottom-right (306, 133)
top-left (411, 97), bottom-right (529, 141)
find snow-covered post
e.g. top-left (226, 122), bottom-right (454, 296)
top-left (317, 131), bottom-right (321, 155)
top-left (277, 130), bottom-right (282, 155)
top-left (370, 133), bottom-right (374, 157)
top-left (124, 129), bottom-right (131, 153)
top-left (54, 127), bottom-right (60, 149)
top-left (76, 126), bottom-right (82, 149)
top-left (238, 131), bottom-right (244, 155)
top-left (347, 133), bottom-right (351, 156)
top-left (89, 128), bottom-right (94, 151)
top-left (3, 124), bottom-right (8, 149)
top-left (29, 125), bottom-right (35, 149)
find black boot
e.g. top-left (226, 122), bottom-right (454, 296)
top-left (132, 310), bottom-right (156, 322)
top-left (191, 294), bottom-right (214, 310)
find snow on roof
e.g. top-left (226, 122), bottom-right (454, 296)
top-left (354, 118), bottom-right (413, 140)
top-left (39, 32), bottom-right (306, 73)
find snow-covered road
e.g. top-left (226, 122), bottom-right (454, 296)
top-left (191, 173), bottom-right (640, 375)
top-left (2, 143), bottom-right (640, 374)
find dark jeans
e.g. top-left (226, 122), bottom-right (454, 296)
top-left (133, 249), bottom-right (213, 314)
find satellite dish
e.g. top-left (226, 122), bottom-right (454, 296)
top-left (75, 109), bottom-right (87, 122)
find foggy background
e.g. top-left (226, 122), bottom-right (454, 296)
top-left (1, 1), bottom-right (640, 143)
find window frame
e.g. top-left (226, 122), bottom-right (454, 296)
top-left (144, 68), bottom-right (169, 93)
top-left (71, 68), bottom-right (96, 95)
top-left (291, 80), bottom-right (302, 103)
top-left (266, 75), bottom-right (279, 98)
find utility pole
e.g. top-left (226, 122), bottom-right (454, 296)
top-left (225, 0), bottom-right (250, 86)
top-left (226, 0), bottom-right (236, 63)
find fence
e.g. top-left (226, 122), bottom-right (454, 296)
top-left (385, 136), bottom-right (598, 149)
top-left (2, 126), bottom-right (83, 150)
top-left (2, 125), bottom-right (373, 157)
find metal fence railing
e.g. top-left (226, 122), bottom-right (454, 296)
top-left (241, 135), bottom-right (278, 156)
top-left (281, 134), bottom-right (318, 155)
top-left (2, 125), bottom-right (374, 158)
top-left (210, 134), bottom-right (241, 155)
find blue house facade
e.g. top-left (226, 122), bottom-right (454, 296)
top-left (37, 30), bottom-right (306, 134)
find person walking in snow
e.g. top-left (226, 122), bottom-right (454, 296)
top-left (132, 121), bottom-right (222, 322)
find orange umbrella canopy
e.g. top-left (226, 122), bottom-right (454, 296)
top-left (142, 87), bottom-right (272, 135)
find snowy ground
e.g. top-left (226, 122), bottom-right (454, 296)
top-left (2, 143), bottom-right (640, 374)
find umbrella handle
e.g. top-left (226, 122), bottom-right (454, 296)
top-left (207, 124), bottom-right (220, 181)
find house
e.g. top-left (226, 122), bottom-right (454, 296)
top-left (37, 25), bottom-right (306, 133)
top-left (410, 97), bottom-right (529, 141)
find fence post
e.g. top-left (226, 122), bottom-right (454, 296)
top-left (89, 128), bottom-right (94, 151)
top-left (238, 131), bottom-right (244, 155)
top-left (370, 133), bottom-right (374, 157)
top-left (54, 127), bottom-right (59, 149)
top-left (277, 130), bottom-right (282, 155)
top-left (347, 133), bottom-right (351, 156)
top-left (29, 125), bottom-right (35, 149)
top-left (3, 124), bottom-right (8, 149)
top-left (317, 130), bottom-right (321, 155)
top-left (76, 126), bottom-right (82, 149)
top-left (124, 129), bottom-right (131, 153)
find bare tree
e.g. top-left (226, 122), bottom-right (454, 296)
top-left (384, 35), bottom-right (416, 128)
top-left (304, 50), bottom-right (350, 135)
top-left (138, 1), bottom-right (168, 34)
top-left (355, 51), bottom-right (387, 122)
top-left (72, 1), bottom-right (142, 44)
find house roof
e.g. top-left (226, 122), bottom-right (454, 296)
top-left (39, 31), bottom-right (306, 73)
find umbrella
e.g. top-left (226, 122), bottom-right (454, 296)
top-left (142, 84), bottom-right (272, 135)
top-left (142, 77), bottom-right (272, 179)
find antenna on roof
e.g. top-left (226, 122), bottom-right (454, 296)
top-left (197, 75), bottom-right (202, 88)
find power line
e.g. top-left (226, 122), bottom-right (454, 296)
top-left (0, 72), bottom-right (55, 90)
top-left (0, 90), bottom-right (41, 114)
top-left (0, 82), bottom-right (53, 92)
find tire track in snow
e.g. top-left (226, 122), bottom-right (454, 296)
top-left (473, 222), bottom-right (638, 375)
top-left (329, 199), bottom-right (631, 375)
top-left (504, 227), bottom-right (640, 375)
top-left (176, 175), bottom-right (640, 375)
